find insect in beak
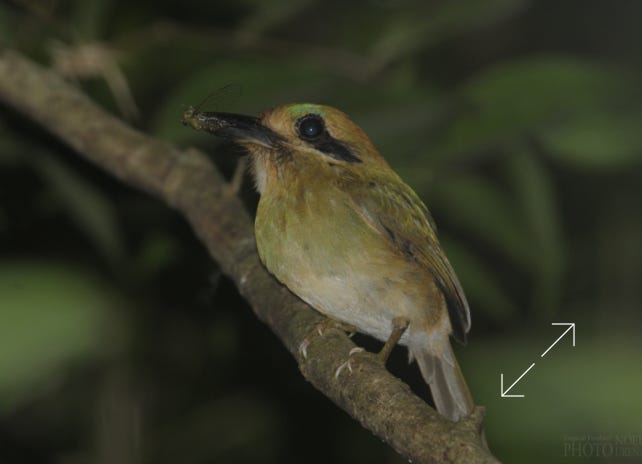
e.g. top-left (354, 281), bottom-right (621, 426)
top-left (182, 108), bottom-right (283, 148)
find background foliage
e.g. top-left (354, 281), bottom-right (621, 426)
top-left (1, 0), bottom-right (641, 462)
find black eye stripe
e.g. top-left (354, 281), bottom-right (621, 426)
top-left (295, 114), bottom-right (362, 163)
top-left (310, 138), bottom-right (361, 163)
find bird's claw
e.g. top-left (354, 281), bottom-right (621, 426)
top-left (298, 319), bottom-right (356, 360)
top-left (334, 347), bottom-right (365, 378)
top-left (298, 338), bottom-right (311, 359)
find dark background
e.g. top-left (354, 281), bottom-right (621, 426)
top-left (1, 0), bottom-right (641, 463)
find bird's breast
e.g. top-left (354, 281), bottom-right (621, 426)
top-left (254, 184), bottom-right (447, 344)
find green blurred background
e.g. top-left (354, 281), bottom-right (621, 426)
top-left (1, 0), bottom-right (641, 463)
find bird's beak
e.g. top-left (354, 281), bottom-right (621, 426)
top-left (182, 110), bottom-right (283, 147)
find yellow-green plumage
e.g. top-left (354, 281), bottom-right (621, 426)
top-left (183, 102), bottom-right (475, 421)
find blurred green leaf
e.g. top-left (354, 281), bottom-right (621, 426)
top-left (0, 262), bottom-right (120, 412)
top-left (354, 94), bottom-right (446, 175)
top-left (35, 154), bottom-right (126, 268)
top-left (442, 237), bottom-right (516, 321)
top-left (504, 147), bottom-right (565, 316)
top-left (434, 57), bottom-right (641, 164)
top-left (429, 174), bottom-right (531, 269)
top-left (541, 109), bottom-right (642, 169)
top-left (370, 0), bottom-right (527, 70)
top-left (237, 0), bottom-right (316, 38)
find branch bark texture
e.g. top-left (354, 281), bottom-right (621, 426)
top-left (0, 48), bottom-right (499, 464)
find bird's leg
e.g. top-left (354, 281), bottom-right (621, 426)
top-left (298, 318), bottom-right (357, 359)
top-left (377, 317), bottom-right (410, 365)
top-left (335, 317), bottom-right (409, 378)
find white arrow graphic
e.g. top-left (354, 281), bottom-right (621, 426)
top-left (500, 362), bottom-right (535, 398)
top-left (540, 322), bottom-right (576, 358)
top-left (500, 322), bottom-right (576, 399)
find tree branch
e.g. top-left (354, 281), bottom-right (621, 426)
top-left (0, 48), bottom-right (499, 464)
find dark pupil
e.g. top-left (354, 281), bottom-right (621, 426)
top-left (299, 116), bottom-right (323, 139)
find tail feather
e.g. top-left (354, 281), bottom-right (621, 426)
top-left (414, 341), bottom-right (474, 422)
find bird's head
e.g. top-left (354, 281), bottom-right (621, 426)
top-left (183, 103), bottom-right (392, 193)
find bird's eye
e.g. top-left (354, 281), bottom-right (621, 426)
top-left (296, 114), bottom-right (325, 139)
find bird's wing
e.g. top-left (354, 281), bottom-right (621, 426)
top-left (345, 175), bottom-right (471, 344)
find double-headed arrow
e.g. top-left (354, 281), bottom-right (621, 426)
top-left (500, 322), bottom-right (576, 398)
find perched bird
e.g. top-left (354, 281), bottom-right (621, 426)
top-left (182, 103), bottom-right (474, 421)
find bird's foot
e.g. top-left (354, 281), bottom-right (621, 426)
top-left (334, 347), bottom-right (365, 378)
top-left (298, 318), bottom-right (356, 359)
top-left (333, 317), bottom-right (410, 379)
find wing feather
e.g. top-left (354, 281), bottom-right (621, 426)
top-left (346, 175), bottom-right (471, 344)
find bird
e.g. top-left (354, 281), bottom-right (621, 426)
top-left (182, 102), bottom-right (474, 422)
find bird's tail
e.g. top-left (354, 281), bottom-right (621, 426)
top-left (414, 340), bottom-right (474, 422)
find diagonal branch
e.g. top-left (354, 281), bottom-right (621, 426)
top-left (0, 48), bottom-right (499, 464)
